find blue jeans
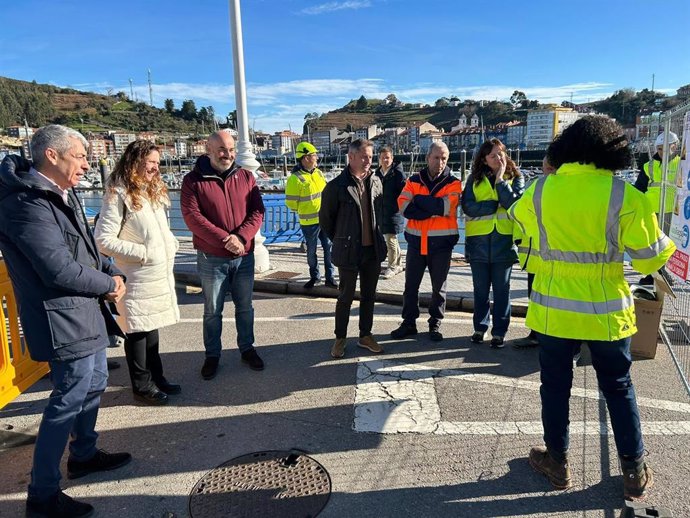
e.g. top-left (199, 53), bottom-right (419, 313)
top-left (538, 334), bottom-right (644, 459)
top-left (301, 223), bottom-right (335, 282)
top-left (29, 348), bottom-right (108, 500)
top-left (197, 251), bottom-right (255, 357)
top-left (470, 261), bottom-right (513, 337)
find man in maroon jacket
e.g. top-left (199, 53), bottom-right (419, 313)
top-left (181, 130), bottom-right (265, 380)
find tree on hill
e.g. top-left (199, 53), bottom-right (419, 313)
top-left (180, 99), bottom-right (198, 120)
top-left (164, 98), bottom-right (175, 113)
top-left (435, 97), bottom-right (450, 107)
top-left (355, 95), bottom-right (368, 111)
top-left (510, 90), bottom-right (527, 108)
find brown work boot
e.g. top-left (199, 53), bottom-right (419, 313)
top-left (623, 463), bottom-right (654, 501)
top-left (331, 338), bottom-right (346, 359)
top-left (528, 446), bottom-right (572, 490)
top-left (358, 335), bottom-right (383, 353)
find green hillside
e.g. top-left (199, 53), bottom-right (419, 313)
top-left (0, 76), bottom-right (213, 134)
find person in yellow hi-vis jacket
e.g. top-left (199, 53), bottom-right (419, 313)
top-left (508, 116), bottom-right (676, 501)
top-left (511, 156), bottom-right (555, 349)
top-left (285, 142), bottom-right (336, 289)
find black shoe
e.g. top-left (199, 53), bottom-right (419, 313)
top-left (155, 380), bottom-right (181, 395)
top-left (391, 323), bottom-right (418, 339)
top-left (106, 359), bottom-right (120, 370)
top-left (67, 449), bottom-right (132, 480)
top-left (471, 331), bottom-right (488, 344)
top-left (490, 336), bottom-right (505, 348)
top-left (133, 388), bottom-right (168, 406)
top-left (303, 278), bottom-right (318, 289)
top-left (26, 490), bottom-right (94, 518)
top-left (241, 349), bottom-right (265, 371)
top-left (201, 357), bottom-right (219, 380)
top-left (324, 279), bottom-right (338, 288)
top-left (429, 329), bottom-right (443, 341)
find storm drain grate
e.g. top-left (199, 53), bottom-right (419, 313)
top-left (264, 271), bottom-right (301, 280)
top-left (189, 450), bottom-right (331, 518)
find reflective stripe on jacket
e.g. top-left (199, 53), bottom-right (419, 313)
top-left (643, 157), bottom-right (680, 215)
top-left (508, 162), bottom-right (676, 341)
top-left (285, 165), bottom-right (327, 225)
top-left (465, 175), bottom-right (516, 237)
top-left (398, 167), bottom-right (461, 256)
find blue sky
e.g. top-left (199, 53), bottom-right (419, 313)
top-left (1, 0), bottom-right (688, 134)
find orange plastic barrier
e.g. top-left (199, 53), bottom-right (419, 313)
top-left (0, 259), bottom-right (49, 409)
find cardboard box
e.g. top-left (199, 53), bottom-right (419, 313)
top-left (630, 277), bottom-right (673, 359)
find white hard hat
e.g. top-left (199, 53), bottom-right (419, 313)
top-left (655, 132), bottom-right (679, 147)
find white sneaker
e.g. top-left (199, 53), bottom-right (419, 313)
top-left (382, 267), bottom-right (395, 279)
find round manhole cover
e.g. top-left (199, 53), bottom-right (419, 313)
top-left (189, 450), bottom-right (331, 518)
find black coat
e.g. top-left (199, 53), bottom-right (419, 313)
top-left (0, 155), bottom-right (123, 362)
top-left (375, 161), bottom-right (406, 234)
top-left (319, 167), bottom-right (387, 269)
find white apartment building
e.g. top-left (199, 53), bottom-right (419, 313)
top-left (525, 107), bottom-right (580, 149)
top-left (111, 132), bottom-right (136, 154)
top-left (174, 140), bottom-right (188, 158)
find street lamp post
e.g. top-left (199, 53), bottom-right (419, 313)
top-left (228, 0), bottom-right (269, 272)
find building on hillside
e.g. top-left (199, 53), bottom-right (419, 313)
top-left (190, 140), bottom-right (207, 157)
top-left (419, 131), bottom-right (444, 154)
top-left (272, 130), bottom-right (299, 155)
top-left (87, 138), bottom-right (108, 160)
top-left (312, 127), bottom-right (340, 155)
top-left (470, 114), bottom-right (479, 127)
top-left (354, 125), bottom-right (378, 141)
top-left (525, 106), bottom-right (580, 149)
top-left (137, 132), bottom-right (157, 143)
top-left (7, 126), bottom-right (35, 139)
top-left (111, 132), bottom-right (136, 155)
top-left (406, 122), bottom-right (438, 151)
top-left (505, 122), bottom-right (527, 149)
top-left (174, 140), bottom-right (188, 158)
top-left (451, 115), bottom-right (468, 131)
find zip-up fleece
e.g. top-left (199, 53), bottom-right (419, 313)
top-left (181, 155), bottom-right (265, 257)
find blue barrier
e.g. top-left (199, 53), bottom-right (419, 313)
top-left (261, 194), bottom-right (302, 244)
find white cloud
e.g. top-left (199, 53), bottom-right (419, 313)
top-left (62, 78), bottom-right (620, 134)
top-left (300, 1), bottom-right (372, 15)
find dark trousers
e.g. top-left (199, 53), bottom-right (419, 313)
top-left (124, 329), bottom-right (164, 393)
top-left (29, 349), bottom-right (107, 500)
top-left (538, 333), bottom-right (644, 458)
top-left (470, 261), bottom-right (513, 337)
top-left (402, 247), bottom-right (452, 329)
top-left (335, 246), bottom-right (381, 338)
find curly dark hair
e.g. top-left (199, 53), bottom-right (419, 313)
top-left (470, 138), bottom-right (520, 184)
top-left (107, 139), bottom-right (168, 211)
top-left (546, 115), bottom-right (632, 171)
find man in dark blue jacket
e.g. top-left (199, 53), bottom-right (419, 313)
top-left (0, 125), bottom-right (131, 518)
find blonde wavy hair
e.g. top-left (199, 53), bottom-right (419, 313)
top-left (107, 139), bottom-right (168, 210)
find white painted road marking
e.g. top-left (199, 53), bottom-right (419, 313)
top-left (354, 358), bottom-right (690, 435)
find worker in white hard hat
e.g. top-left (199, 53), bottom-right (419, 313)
top-left (634, 131), bottom-right (680, 284)
top-left (634, 132), bottom-right (680, 214)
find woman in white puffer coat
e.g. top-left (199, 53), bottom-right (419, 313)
top-left (95, 139), bottom-right (180, 405)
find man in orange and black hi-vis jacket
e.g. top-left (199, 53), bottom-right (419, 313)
top-left (391, 142), bottom-right (462, 342)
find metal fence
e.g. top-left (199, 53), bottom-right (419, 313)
top-left (658, 101), bottom-right (690, 398)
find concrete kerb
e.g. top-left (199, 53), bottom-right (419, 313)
top-left (172, 270), bottom-right (530, 318)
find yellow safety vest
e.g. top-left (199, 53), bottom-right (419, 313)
top-left (465, 175), bottom-right (515, 237)
top-left (643, 156), bottom-right (680, 215)
top-left (513, 223), bottom-right (541, 274)
top-left (508, 162), bottom-right (676, 341)
top-left (285, 167), bottom-right (327, 226)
